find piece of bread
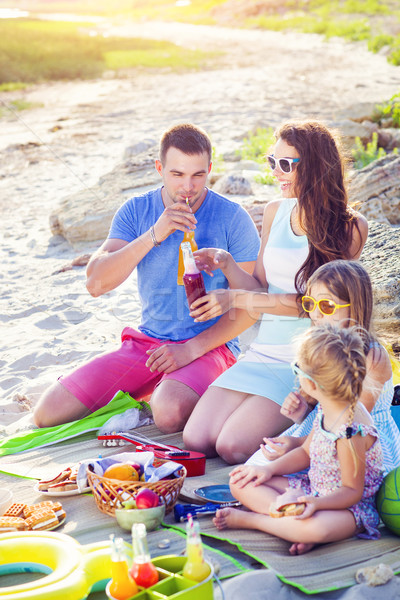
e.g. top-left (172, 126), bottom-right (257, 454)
top-left (25, 508), bottom-right (59, 531)
top-left (47, 480), bottom-right (78, 492)
top-left (37, 468), bottom-right (72, 491)
top-left (269, 502), bottom-right (306, 518)
top-left (3, 503), bottom-right (27, 518)
top-left (0, 516), bottom-right (27, 532)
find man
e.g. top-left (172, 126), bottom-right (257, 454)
top-left (34, 123), bottom-right (260, 432)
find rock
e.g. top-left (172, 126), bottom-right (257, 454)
top-left (123, 138), bottom-right (157, 159)
top-left (348, 153), bottom-right (400, 225)
top-left (355, 563), bottom-right (394, 586)
top-left (212, 173), bottom-right (253, 195)
top-left (330, 119), bottom-right (375, 150)
top-left (50, 150), bottom-right (159, 245)
top-left (378, 128), bottom-right (400, 151)
top-left (360, 221), bottom-right (400, 345)
top-left (334, 101), bottom-right (380, 123)
top-left (241, 203), bottom-right (264, 234)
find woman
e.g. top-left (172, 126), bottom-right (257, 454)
top-left (182, 120), bottom-right (368, 464)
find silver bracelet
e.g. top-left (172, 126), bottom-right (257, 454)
top-left (150, 225), bottom-right (160, 247)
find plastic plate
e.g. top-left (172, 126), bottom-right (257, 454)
top-left (193, 484), bottom-right (237, 504)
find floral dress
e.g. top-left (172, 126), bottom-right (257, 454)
top-left (288, 408), bottom-right (384, 540)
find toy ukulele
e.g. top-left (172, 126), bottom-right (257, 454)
top-left (97, 430), bottom-right (206, 477)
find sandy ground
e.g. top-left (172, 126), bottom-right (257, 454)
top-left (1, 20), bottom-right (400, 433)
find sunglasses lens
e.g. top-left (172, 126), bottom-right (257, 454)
top-left (280, 159), bottom-right (291, 173)
top-left (302, 297), bottom-right (315, 312)
top-left (267, 156), bottom-right (276, 170)
top-left (319, 301), bottom-right (336, 315)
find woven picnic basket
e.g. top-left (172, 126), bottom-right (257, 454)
top-left (87, 458), bottom-right (186, 516)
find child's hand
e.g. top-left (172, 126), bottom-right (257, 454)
top-left (280, 392), bottom-right (309, 423)
top-left (294, 495), bottom-right (318, 520)
top-left (229, 464), bottom-right (271, 488)
top-left (261, 436), bottom-right (300, 460)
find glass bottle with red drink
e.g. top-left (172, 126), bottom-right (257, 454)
top-left (181, 242), bottom-right (206, 307)
top-left (129, 523), bottom-right (159, 589)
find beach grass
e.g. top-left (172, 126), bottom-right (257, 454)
top-left (23, 1), bottom-right (399, 64)
top-left (0, 18), bottom-right (218, 85)
top-left (242, 0), bottom-right (400, 65)
top-left (238, 127), bottom-right (277, 185)
top-left (0, 98), bottom-right (43, 118)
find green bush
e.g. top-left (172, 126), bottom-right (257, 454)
top-left (377, 92), bottom-right (400, 127)
top-left (238, 127), bottom-right (276, 164)
top-left (388, 43), bottom-right (400, 67)
top-left (238, 127), bottom-right (276, 185)
top-left (351, 132), bottom-right (386, 169)
top-left (368, 34), bottom-right (394, 54)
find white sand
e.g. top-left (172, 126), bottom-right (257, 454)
top-left (1, 21), bottom-right (400, 436)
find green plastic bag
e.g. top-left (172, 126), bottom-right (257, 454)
top-left (0, 391), bottom-right (142, 457)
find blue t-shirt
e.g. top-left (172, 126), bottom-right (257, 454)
top-left (108, 187), bottom-right (260, 355)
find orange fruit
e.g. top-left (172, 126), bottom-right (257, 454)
top-left (103, 463), bottom-right (139, 482)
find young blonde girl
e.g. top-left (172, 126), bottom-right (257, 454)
top-left (214, 324), bottom-right (384, 555)
top-left (251, 260), bottom-right (400, 475)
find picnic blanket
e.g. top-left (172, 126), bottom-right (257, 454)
top-left (1, 423), bottom-right (400, 595)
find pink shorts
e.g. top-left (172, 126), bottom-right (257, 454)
top-left (59, 327), bottom-right (236, 412)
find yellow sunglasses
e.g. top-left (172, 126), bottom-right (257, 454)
top-left (302, 295), bottom-right (350, 316)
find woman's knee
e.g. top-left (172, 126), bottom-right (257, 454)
top-left (216, 431), bottom-right (251, 465)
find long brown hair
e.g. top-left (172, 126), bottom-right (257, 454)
top-left (276, 120), bottom-right (362, 294)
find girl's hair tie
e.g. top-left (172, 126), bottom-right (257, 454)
top-left (346, 426), bottom-right (353, 439)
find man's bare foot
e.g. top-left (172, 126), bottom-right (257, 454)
top-left (289, 542), bottom-right (315, 555)
top-left (213, 507), bottom-right (244, 530)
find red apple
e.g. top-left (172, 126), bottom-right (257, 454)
top-left (130, 462), bottom-right (143, 476)
top-left (135, 488), bottom-right (160, 509)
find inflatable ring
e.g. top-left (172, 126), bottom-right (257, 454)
top-left (0, 531), bottom-right (112, 600)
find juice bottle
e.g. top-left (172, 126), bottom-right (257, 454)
top-left (177, 230), bottom-right (197, 285)
top-left (181, 242), bottom-right (206, 307)
top-left (130, 523), bottom-right (159, 588)
top-left (182, 515), bottom-right (211, 582)
top-left (109, 535), bottom-right (138, 600)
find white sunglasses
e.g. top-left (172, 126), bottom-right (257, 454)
top-left (267, 155), bottom-right (300, 173)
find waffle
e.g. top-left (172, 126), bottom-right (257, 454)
top-left (0, 516), bottom-right (27, 532)
top-left (24, 501), bottom-right (65, 521)
top-left (3, 503), bottom-right (26, 518)
top-left (25, 508), bottom-right (59, 531)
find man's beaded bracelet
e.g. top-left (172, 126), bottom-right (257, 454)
top-left (150, 225), bottom-right (160, 247)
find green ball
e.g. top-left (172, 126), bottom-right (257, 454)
top-left (377, 467), bottom-right (400, 536)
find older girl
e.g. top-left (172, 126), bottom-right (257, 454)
top-left (250, 260), bottom-right (400, 476)
top-left (183, 120), bottom-right (368, 463)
